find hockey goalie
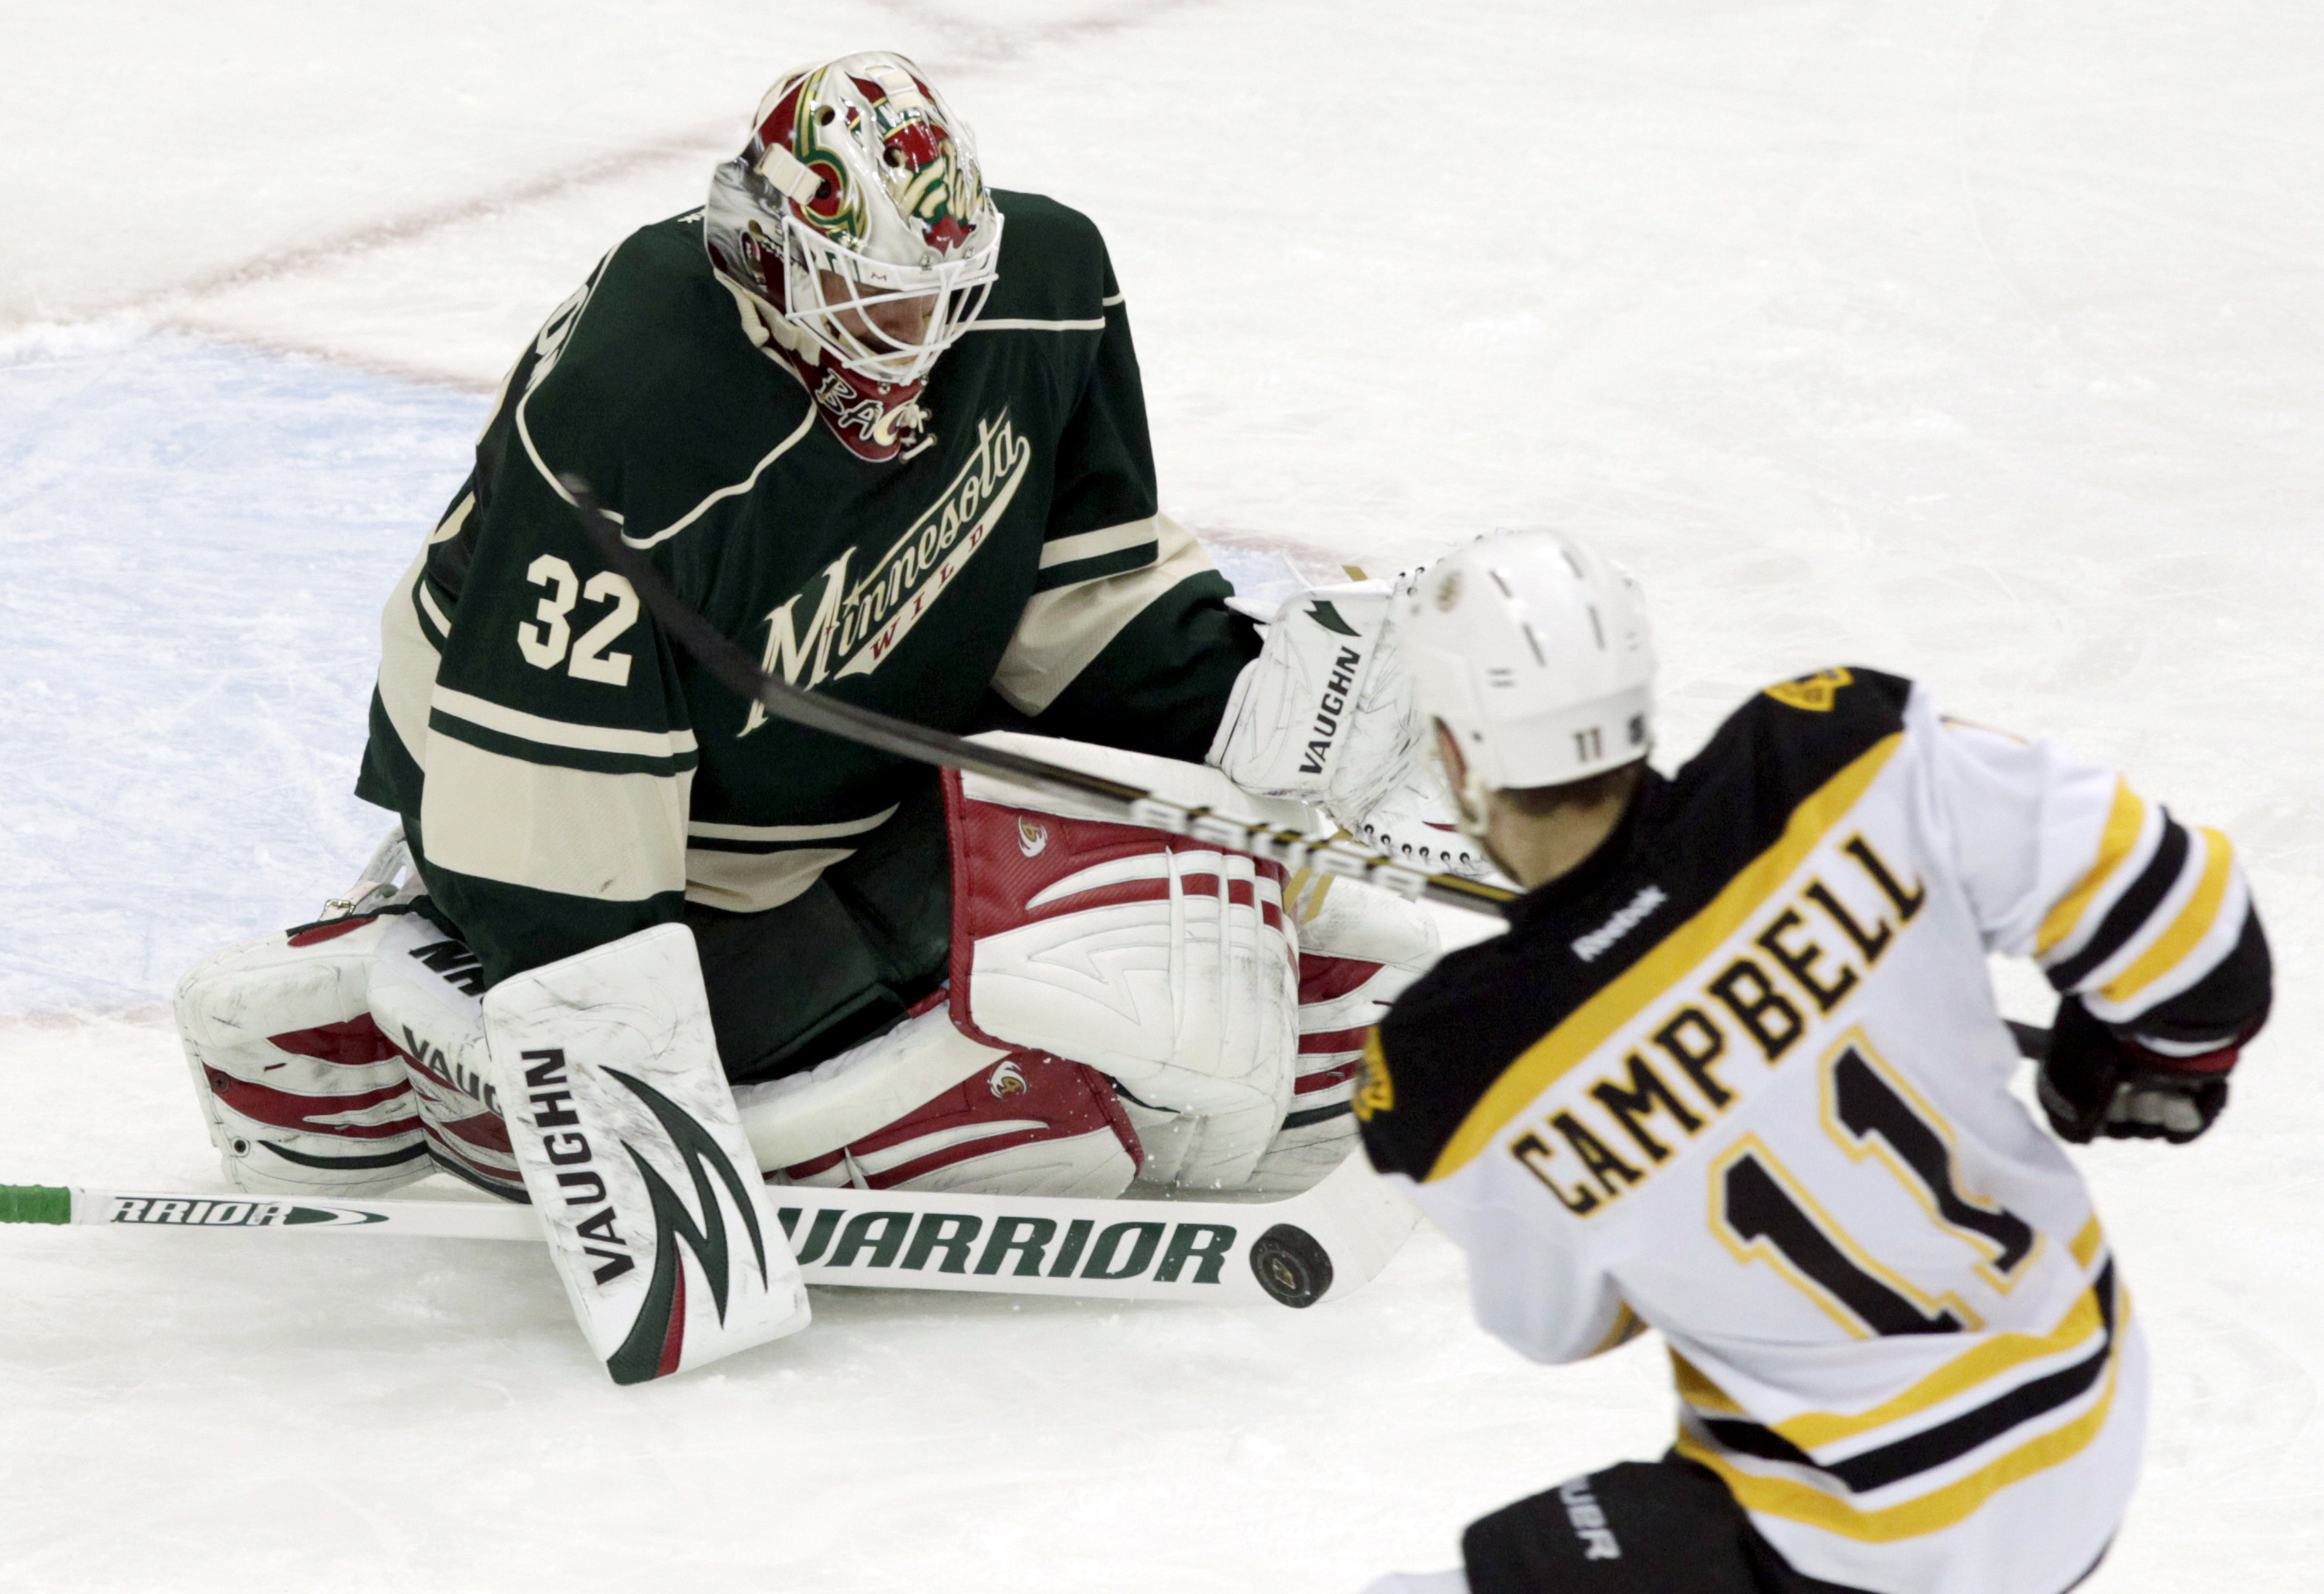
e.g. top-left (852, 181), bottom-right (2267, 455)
top-left (170, 52), bottom-right (1443, 1375)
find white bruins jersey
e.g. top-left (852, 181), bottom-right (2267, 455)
top-left (1358, 668), bottom-right (2268, 1594)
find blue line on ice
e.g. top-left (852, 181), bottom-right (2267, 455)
top-left (0, 329), bottom-right (482, 1012)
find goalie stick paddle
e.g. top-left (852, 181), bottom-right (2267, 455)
top-left (0, 1151), bottom-right (1415, 1311)
top-left (557, 475), bottom-right (1516, 919)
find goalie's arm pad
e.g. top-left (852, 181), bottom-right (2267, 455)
top-left (1206, 578), bottom-right (1423, 825)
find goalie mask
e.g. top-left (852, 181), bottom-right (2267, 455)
top-left (706, 53), bottom-right (1003, 429)
top-left (1401, 530), bottom-right (1656, 833)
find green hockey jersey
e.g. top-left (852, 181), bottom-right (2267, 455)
top-left (356, 191), bottom-right (1256, 988)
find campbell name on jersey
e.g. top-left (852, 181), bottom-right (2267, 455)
top-left (1359, 667), bottom-right (2266, 1594)
top-left (358, 192), bottom-right (1255, 987)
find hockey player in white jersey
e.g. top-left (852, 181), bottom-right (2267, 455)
top-left (1353, 530), bottom-right (2271, 1594)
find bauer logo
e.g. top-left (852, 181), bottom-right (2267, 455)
top-left (777, 1206), bottom-right (1240, 1286)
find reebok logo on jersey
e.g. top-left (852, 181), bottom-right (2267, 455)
top-left (744, 411), bottom-right (1032, 730)
top-left (1557, 1478), bottom-right (1621, 1560)
top-left (1571, 885), bottom-right (1667, 963)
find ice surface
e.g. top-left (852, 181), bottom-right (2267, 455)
top-left (3, 1), bottom-right (2321, 1589)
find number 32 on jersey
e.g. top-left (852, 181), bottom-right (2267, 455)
top-left (1712, 1030), bottom-right (2039, 1338)
top-left (518, 555), bottom-right (639, 685)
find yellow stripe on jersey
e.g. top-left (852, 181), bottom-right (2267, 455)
top-left (2069, 1216), bottom-right (2105, 1271)
top-left (1589, 1304), bottom-right (1646, 1356)
top-left (2099, 827), bottom-right (2235, 1005)
top-left (1426, 734), bottom-right (1904, 1182)
top-left (1671, 1351), bottom-right (1749, 1415)
top-left (1676, 1340), bottom-right (2124, 1543)
top-left (1773, 1279), bottom-right (2105, 1451)
top-left (2036, 778), bottom-right (2146, 959)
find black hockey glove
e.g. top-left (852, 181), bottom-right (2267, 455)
top-left (2035, 995), bottom-right (2241, 1145)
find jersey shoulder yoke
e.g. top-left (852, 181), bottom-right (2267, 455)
top-left (1363, 665), bottom-right (1916, 1183)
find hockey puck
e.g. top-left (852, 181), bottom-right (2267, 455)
top-left (1248, 1223), bottom-right (1333, 1307)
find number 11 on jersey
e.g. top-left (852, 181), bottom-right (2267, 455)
top-left (1711, 1031), bottom-right (2041, 1338)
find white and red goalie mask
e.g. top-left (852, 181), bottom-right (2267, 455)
top-left (705, 52), bottom-right (1003, 404)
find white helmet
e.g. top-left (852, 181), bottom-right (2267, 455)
top-left (1401, 530), bottom-right (1655, 816)
top-left (704, 53), bottom-right (1003, 387)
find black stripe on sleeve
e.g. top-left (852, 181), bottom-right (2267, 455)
top-left (2048, 816), bottom-right (2190, 990)
top-left (2123, 907), bottom-right (2272, 1047)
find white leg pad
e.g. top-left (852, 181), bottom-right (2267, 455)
top-left (739, 1004), bottom-right (1138, 1200)
top-left (368, 912), bottom-right (524, 1200)
top-left (949, 742), bottom-right (1305, 1191)
top-left (173, 915), bottom-right (429, 1195)
top-left (482, 924), bottom-right (810, 1384)
top-left (1244, 872), bottom-right (1443, 1194)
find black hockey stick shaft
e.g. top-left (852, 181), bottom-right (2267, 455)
top-left (559, 477), bottom-right (1515, 917)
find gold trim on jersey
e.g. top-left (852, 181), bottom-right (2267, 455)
top-left (1427, 733), bottom-right (1904, 1182)
top-left (2035, 778), bottom-right (2144, 959)
top-left (1672, 1226), bottom-right (2110, 1454)
top-left (1775, 1274), bottom-right (2104, 1451)
top-left (1676, 1311), bottom-right (2127, 1543)
top-left (1353, 1029), bottom-right (1395, 1122)
top-left (2099, 827), bottom-right (2234, 1004)
top-left (1671, 1351), bottom-right (1748, 1415)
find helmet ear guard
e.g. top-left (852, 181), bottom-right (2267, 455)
top-left (1401, 530), bottom-right (1656, 814)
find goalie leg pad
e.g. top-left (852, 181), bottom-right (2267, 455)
top-left (368, 911), bottom-right (525, 1201)
top-left (739, 1000), bottom-right (1139, 1198)
top-left (944, 747), bottom-right (1303, 1191)
top-left (483, 924), bottom-right (810, 1384)
top-left (1246, 871), bottom-right (1444, 1193)
top-left (174, 915), bottom-right (430, 1196)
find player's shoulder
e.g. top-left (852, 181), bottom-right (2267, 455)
top-left (512, 210), bottom-right (802, 469)
top-left (550, 210), bottom-right (746, 385)
top-left (982, 190), bottom-right (1116, 321)
top-left (1361, 915), bottom-right (1575, 1181)
top-left (1657, 665), bottom-right (1912, 816)
top-left (1358, 667), bottom-right (1921, 1183)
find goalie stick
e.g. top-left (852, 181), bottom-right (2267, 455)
top-left (0, 1150), bottom-right (1414, 1311)
top-left (556, 475), bottom-right (1517, 919)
